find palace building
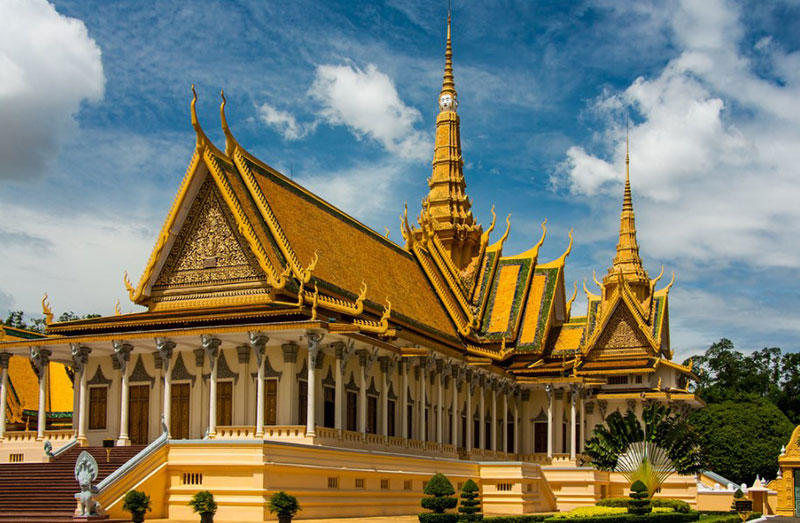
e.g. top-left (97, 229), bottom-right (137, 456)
top-left (0, 16), bottom-right (725, 522)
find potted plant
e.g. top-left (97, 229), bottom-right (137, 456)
top-left (188, 490), bottom-right (217, 523)
top-left (269, 491), bottom-right (301, 523)
top-left (122, 490), bottom-right (151, 523)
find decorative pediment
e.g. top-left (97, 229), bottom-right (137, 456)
top-left (366, 377), bottom-right (379, 397)
top-left (533, 408), bottom-right (547, 422)
top-left (153, 176), bottom-right (266, 291)
top-left (128, 355), bottom-right (155, 387)
top-left (87, 365), bottom-right (113, 386)
top-left (322, 366), bottom-right (335, 387)
top-left (250, 355), bottom-right (282, 381)
top-left (387, 381), bottom-right (398, 401)
top-left (171, 352), bottom-right (196, 385)
top-left (345, 373), bottom-right (359, 393)
top-left (589, 301), bottom-right (654, 358)
top-left (203, 350), bottom-right (239, 384)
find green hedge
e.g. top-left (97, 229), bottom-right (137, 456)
top-left (697, 513), bottom-right (761, 523)
top-left (483, 516), bottom-right (550, 523)
top-left (597, 498), bottom-right (692, 514)
top-left (418, 514), bottom-right (459, 523)
top-left (541, 512), bottom-right (700, 523)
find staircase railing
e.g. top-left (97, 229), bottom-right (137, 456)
top-left (50, 437), bottom-right (78, 458)
top-left (96, 431), bottom-right (168, 492)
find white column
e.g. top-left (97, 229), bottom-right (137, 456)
top-left (436, 360), bottom-right (443, 444)
top-left (478, 376), bottom-right (486, 450)
top-left (465, 371), bottom-right (473, 452)
top-left (401, 360), bottom-right (409, 439)
top-left (491, 381), bottom-right (498, 452)
top-left (358, 350), bottom-right (367, 434)
top-left (570, 386), bottom-right (578, 461)
top-left (203, 335), bottom-right (221, 438)
top-left (250, 333), bottom-right (268, 437)
top-left (306, 331), bottom-right (323, 437)
top-left (513, 391), bottom-right (520, 454)
top-left (379, 357), bottom-right (390, 437)
top-left (71, 344), bottom-right (91, 445)
top-left (0, 353), bottom-right (10, 440)
top-left (333, 342), bottom-right (345, 431)
top-left (31, 348), bottom-right (52, 440)
top-left (450, 369), bottom-right (459, 447)
top-left (420, 359), bottom-right (427, 441)
top-left (502, 385), bottom-right (508, 453)
top-left (579, 390), bottom-right (586, 455)
top-left (114, 342), bottom-right (133, 445)
top-left (546, 385), bottom-right (553, 459)
top-left (157, 339), bottom-right (175, 437)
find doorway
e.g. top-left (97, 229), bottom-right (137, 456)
top-left (128, 385), bottom-right (149, 445)
top-left (171, 383), bottom-right (190, 439)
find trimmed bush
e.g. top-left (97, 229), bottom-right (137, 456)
top-left (483, 516), bottom-right (550, 523)
top-left (268, 491), bottom-right (301, 519)
top-left (420, 473), bottom-right (458, 523)
top-left (597, 498), bottom-right (691, 513)
top-left (188, 491), bottom-right (217, 515)
top-left (458, 479), bottom-right (483, 522)
top-left (628, 480), bottom-right (652, 515)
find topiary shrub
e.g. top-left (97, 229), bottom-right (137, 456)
top-left (458, 479), bottom-right (483, 522)
top-left (419, 473), bottom-right (458, 523)
top-left (628, 480), bottom-right (653, 515)
top-left (122, 490), bottom-right (151, 523)
top-left (597, 497), bottom-right (690, 513)
top-left (269, 491), bottom-right (301, 522)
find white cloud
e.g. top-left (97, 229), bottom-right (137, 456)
top-left (0, 0), bottom-right (104, 180)
top-left (0, 200), bottom-right (151, 319)
top-left (309, 63), bottom-right (431, 161)
top-left (555, 0), bottom-right (800, 269)
top-left (256, 102), bottom-right (315, 140)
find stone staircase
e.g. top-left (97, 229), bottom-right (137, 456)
top-left (0, 444), bottom-right (144, 522)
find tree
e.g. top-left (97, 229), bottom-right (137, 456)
top-left (457, 479), bottom-right (482, 522)
top-left (584, 404), bottom-right (706, 494)
top-left (689, 398), bottom-right (793, 486)
top-left (628, 480), bottom-right (652, 515)
top-left (420, 473), bottom-right (458, 523)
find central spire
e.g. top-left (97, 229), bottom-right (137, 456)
top-left (417, 12), bottom-right (482, 271)
top-left (603, 133), bottom-right (650, 300)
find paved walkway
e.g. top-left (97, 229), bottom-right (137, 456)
top-left (148, 517), bottom-right (421, 523)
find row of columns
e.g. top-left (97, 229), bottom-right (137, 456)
top-left (545, 383), bottom-right (586, 459)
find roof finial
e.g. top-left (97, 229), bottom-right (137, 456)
top-left (220, 89), bottom-right (235, 156)
top-left (623, 117), bottom-right (632, 212)
top-left (191, 84), bottom-right (206, 147)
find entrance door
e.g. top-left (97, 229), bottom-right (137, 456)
top-left (794, 468), bottom-right (800, 516)
top-left (534, 421), bottom-right (548, 453)
top-left (128, 385), bottom-right (149, 445)
top-left (171, 383), bottom-right (190, 439)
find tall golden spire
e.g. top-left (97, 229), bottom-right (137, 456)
top-left (603, 131), bottom-right (649, 300)
top-left (417, 11), bottom-right (482, 270)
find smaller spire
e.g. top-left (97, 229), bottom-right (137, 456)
top-left (623, 124), bottom-right (632, 212)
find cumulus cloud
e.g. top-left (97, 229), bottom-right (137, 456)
top-left (555, 0), bottom-right (800, 269)
top-left (0, 0), bottom-right (105, 180)
top-left (256, 102), bottom-right (315, 140)
top-left (309, 63), bottom-right (431, 161)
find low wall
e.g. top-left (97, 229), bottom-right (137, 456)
top-left (0, 430), bottom-right (74, 462)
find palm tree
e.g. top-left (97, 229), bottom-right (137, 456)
top-left (584, 404), bottom-right (707, 496)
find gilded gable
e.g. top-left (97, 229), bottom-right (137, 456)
top-left (153, 176), bottom-right (266, 290)
top-left (591, 303), bottom-right (652, 359)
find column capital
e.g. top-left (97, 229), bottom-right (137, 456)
top-left (378, 355), bottom-right (391, 373)
top-left (306, 330), bottom-right (325, 349)
top-left (236, 345), bottom-right (250, 364)
top-left (281, 342), bottom-right (299, 363)
top-left (0, 352), bottom-right (11, 370)
top-left (202, 334), bottom-right (221, 371)
top-left (112, 340), bottom-right (133, 372)
top-left (248, 331), bottom-right (269, 349)
top-left (193, 348), bottom-right (205, 368)
top-left (331, 341), bottom-right (346, 358)
top-left (155, 337), bottom-right (175, 367)
top-left (30, 347), bottom-right (52, 380)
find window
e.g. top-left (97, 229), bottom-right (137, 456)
top-left (298, 380), bottom-right (308, 424)
top-left (381, 479), bottom-right (389, 490)
top-left (367, 395), bottom-right (378, 434)
top-left (404, 480), bottom-right (413, 491)
top-left (497, 483), bottom-right (513, 492)
top-left (534, 421), bottom-right (547, 453)
top-left (608, 376), bottom-right (629, 385)
top-left (507, 412), bottom-right (514, 452)
top-left (473, 417), bottom-right (480, 448)
top-left (9, 454), bottom-right (23, 463)
top-left (323, 386), bottom-right (335, 428)
top-left (89, 386), bottom-right (107, 430)
top-left (635, 375), bottom-right (643, 384)
top-left (182, 473), bottom-right (203, 485)
top-left (387, 399), bottom-right (396, 437)
top-left (407, 402), bottom-right (413, 439)
top-left (265, 379), bottom-right (278, 425)
top-left (484, 419), bottom-right (491, 449)
top-left (561, 422), bottom-right (567, 453)
top-left (355, 478), bottom-right (365, 489)
top-left (346, 391), bottom-right (358, 431)
top-left (216, 381), bottom-right (233, 426)
top-left (327, 477), bottom-right (339, 489)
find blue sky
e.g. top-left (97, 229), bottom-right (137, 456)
top-left (1, 0), bottom-right (799, 360)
